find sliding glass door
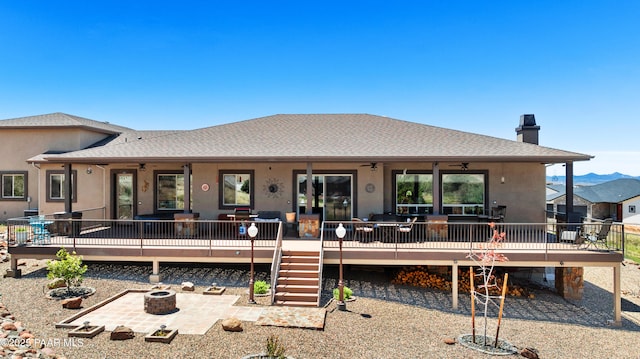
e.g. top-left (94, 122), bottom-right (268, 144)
top-left (297, 174), bottom-right (353, 221)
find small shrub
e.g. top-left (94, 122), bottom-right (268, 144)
top-left (266, 334), bottom-right (286, 359)
top-left (333, 286), bottom-right (353, 300)
top-left (46, 248), bottom-right (88, 292)
top-left (254, 280), bottom-right (270, 294)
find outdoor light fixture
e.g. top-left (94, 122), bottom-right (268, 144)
top-left (139, 163), bottom-right (146, 171)
top-left (335, 223), bottom-right (347, 311)
top-left (86, 166), bottom-right (93, 175)
top-left (247, 222), bottom-right (259, 304)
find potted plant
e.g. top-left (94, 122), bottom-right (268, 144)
top-left (14, 227), bottom-right (29, 244)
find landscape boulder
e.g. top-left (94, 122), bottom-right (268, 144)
top-left (110, 326), bottom-right (135, 340)
top-left (61, 297), bottom-right (83, 309)
top-left (181, 281), bottom-right (195, 291)
top-left (221, 317), bottom-right (243, 332)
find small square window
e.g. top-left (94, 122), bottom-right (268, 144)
top-left (0, 172), bottom-right (27, 200)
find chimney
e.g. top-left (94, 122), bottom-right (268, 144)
top-left (516, 114), bottom-right (540, 144)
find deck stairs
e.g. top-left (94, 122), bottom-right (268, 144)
top-left (273, 241), bottom-right (322, 307)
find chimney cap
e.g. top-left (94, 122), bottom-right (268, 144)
top-left (519, 114), bottom-right (537, 127)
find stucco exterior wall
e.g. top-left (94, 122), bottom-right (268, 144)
top-left (25, 160), bottom-right (548, 225)
top-left (622, 197), bottom-right (640, 224)
top-left (0, 128), bottom-right (112, 220)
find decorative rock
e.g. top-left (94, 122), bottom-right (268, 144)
top-left (1, 322), bottom-right (17, 331)
top-left (110, 325), bottom-right (135, 340)
top-left (221, 317), bottom-right (243, 332)
top-left (41, 347), bottom-right (56, 357)
top-left (181, 281), bottom-right (195, 291)
top-left (48, 278), bottom-right (67, 289)
top-left (520, 347), bottom-right (540, 359)
top-left (443, 337), bottom-right (456, 345)
top-left (61, 297), bottom-right (83, 309)
top-left (19, 331), bottom-right (34, 339)
top-left (0, 308), bottom-right (11, 317)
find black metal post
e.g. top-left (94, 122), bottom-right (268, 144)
top-left (248, 234), bottom-right (256, 304)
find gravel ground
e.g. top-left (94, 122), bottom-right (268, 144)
top-left (1, 258), bottom-right (640, 359)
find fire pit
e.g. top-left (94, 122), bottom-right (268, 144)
top-left (144, 290), bottom-right (177, 314)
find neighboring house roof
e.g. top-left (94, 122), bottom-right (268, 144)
top-left (547, 184), bottom-right (565, 193)
top-left (576, 179), bottom-right (640, 203)
top-left (546, 191), bottom-right (566, 202)
top-left (0, 112), bottom-right (132, 134)
top-left (548, 178), bottom-right (640, 204)
top-left (39, 114), bottom-right (592, 164)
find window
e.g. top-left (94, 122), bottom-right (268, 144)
top-left (1, 172), bottom-right (27, 200)
top-left (46, 170), bottom-right (77, 202)
top-left (156, 173), bottom-right (187, 211)
top-left (218, 170), bottom-right (254, 209)
top-left (442, 173), bottom-right (486, 215)
top-left (394, 172), bottom-right (433, 214)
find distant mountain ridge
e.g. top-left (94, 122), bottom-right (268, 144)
top-left (546, 172), bottom-right (640, 185)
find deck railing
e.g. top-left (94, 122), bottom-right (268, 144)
top-left (320, 219), bottom-right (624, 253)
top-left (6, 216), bottom-right (624, 254)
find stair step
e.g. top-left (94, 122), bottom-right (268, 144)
top-left (281, 255), bottom-right (319, 263)
top-left (282, 250), bottom-right (320, 257)
top-left (276, 284), bottom-right (318, 293)
top-left (279, 269), bottom-right (319, 278)
top-left (274, 292), bottom-right (317, 302)
top-left (280, 262), bottom-right (319, 271)
top-left (277, 277), bottom-right (319, 286)
top-left (274, 300), bottom-right (318, 307)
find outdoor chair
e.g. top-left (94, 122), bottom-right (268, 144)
top-left (352, 218), bottom-right (374, 242)
top-left (396, 217), bottom-right (418, 242)
top-left (581, 218), bottom-right (613, 250)
top-left (29, 215), bottom-right (51, 244)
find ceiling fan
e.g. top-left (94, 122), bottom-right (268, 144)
top-left (359, 162), bottom-right (378, 171)
top-left (449, 162), bottom-right (469, 171)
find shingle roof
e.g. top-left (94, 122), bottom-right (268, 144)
top-left (40, 114), bottom-right (592, 163)
top-left (576, 179), bottom-right (640, 203)
top-left (547, 179), bottom-right (640, 203)
top-left (0, 112), bottom-right (132, 134)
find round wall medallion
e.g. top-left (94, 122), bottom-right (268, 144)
top-left (263, 178), bottom-right (284, 198)
top-left (201, 183), bottom-right (210, 192)
top-left (365, 183), bottom-right (375, 193)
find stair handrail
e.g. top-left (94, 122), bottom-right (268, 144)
top-left (316, 221), bottom-right (325, 307)
top-left (270, 221), bottom-right (284, 305)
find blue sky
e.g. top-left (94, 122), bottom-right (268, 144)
top-left (1, 1), bottom-right (638, 175)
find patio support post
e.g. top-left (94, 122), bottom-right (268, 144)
top-left (64, 163), bottom-right (73, 213)
top-left (183, 164), bottom-right (191, 213)
top-left (149, 260), bottom-right (161, 283)
top-left (565, 162), bottom-right (574, 215)
top-left (306, 163), bottom-right (313, 215)
top-left (612, 263), bottom-right (622, 326)
top-left (432, 162), bottom-right (441, 215)
top-left (6, 256), bottom-right (22, 278)
top-left (452, 261), bottom-right (458, 310)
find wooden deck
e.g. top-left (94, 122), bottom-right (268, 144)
top-left (6, 219), bottom-right (624, 267)
top-left (5, 218), bottom-right (625, 325)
